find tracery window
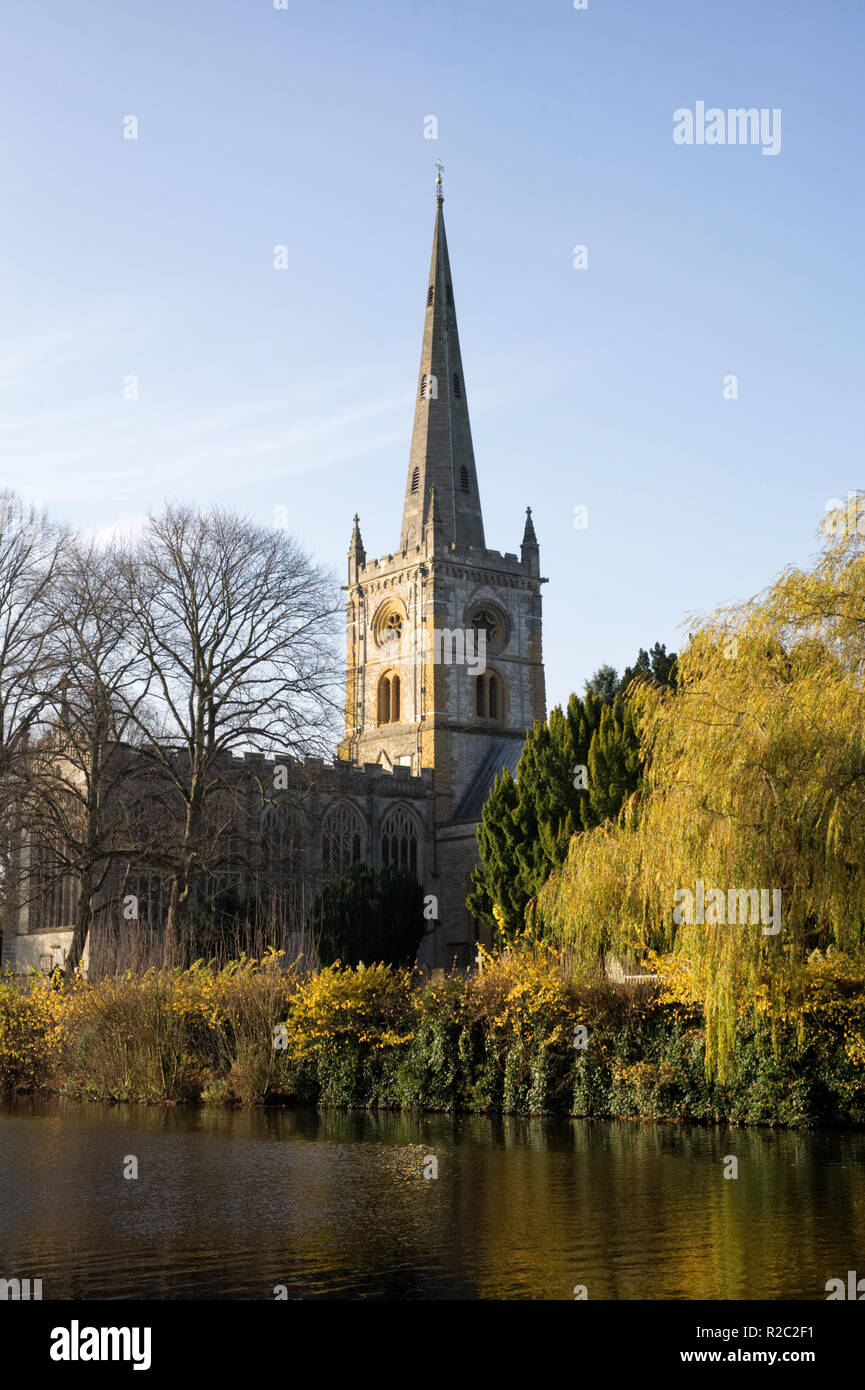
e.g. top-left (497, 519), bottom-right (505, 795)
top-left (380, 806), bottom-right (420, 877)
top-left (471, 609), bottom-right (500, 644)
top-left (321, 803), bottom-right (365, 876)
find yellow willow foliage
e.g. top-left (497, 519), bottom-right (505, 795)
top-left (538, 507), bottom-right (865, 1078)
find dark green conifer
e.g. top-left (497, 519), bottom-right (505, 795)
top-left (467, 643), bottom-right (676, 937)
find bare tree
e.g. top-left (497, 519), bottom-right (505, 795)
top-left (112, 503), bottom-right (340, 963)
top-left (20, 538), bottom-right (158, 976)
top-left (0, 493), bottom-right (69, 947)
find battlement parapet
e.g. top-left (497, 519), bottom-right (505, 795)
top-left (222, 748), bottom-right (433, 792)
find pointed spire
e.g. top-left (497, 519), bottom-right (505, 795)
top-left (400, 174), bottom-right (485, 553)
top-left (348, 513), bottom-right (365, 583)
top-left (521, 506), bottom-right (539, 575)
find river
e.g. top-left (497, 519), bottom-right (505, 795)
top-left (1, 1098), bottom-right (862, 1299)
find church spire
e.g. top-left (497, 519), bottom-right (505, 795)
top-left (521, 505), bottom-right (539, 576)
top-left (400, 168), bottom-right (485, 553)
top-left (348, 513), bottom-right (365, 583)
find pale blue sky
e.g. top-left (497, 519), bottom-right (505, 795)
top-left (1, 0), bottom-right (863, 710)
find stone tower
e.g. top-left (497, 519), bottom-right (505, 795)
top-left (338, 168), bottom-right (546, 964)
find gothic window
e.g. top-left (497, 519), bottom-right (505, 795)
top-left (380, 806), bottom-right (420, 877)
top-left (29, 835), bottom-right (79, 931)
top-left (420, 374), bottom-right (428, 400)
top-left (453, 373), bottom-right (461, 398)
top-left (261, 804), bottom-right (297, 875)
top-left (372, 599), bottom-right (406, 649)
top-left (377, 672), bottom-right (401, 724)
top-left (471, 609), bottom-right (499, 642)
top-left (475, 672), bottom-right (503, 723)
top-left (121, 870), bottom-right (169, 930)
top-left (427, 286), bottom-right (434, 307)
top-left (468, 604), bottom-right (508, 655)
top-left (411, 467), bottom-right (420, 495)
top-left (460, 465), bottom-right (469, 493)
top-left (321, 803), bottom-right (365, 877)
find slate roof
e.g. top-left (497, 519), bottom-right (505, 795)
top-left (451, 737), bottom-right (525, 821)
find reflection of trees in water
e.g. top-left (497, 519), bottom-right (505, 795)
top-left (3, 1098), bottom-right (865, 1300)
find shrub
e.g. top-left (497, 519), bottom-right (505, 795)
top-left (309, 864), bottom-right (426, 968)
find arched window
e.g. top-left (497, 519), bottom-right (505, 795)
top-left (380, 806), bottom-right (421, 877)
top-left (261, 803), bottom-right (297, 873)
top-left (460, 465), bottom-right (469, 493)
top-left (322, 803), bottom-right (365, 876)
top-left (453, 373), bottom-right (461, 398)
top-left (475, 672), bottom-right (504, 723)
top-left (377, 672), bottom-right (401, 724)
top-left (427, 285), bottom-right (434, 307)
top-left (411, 466), bottom-right (420, 495)
top-left (372, 599), bottom-right (406, 649)
top-left (420, 374), bottom-right (427, 400)
top-left (468, 604), bottom-right (508, 656)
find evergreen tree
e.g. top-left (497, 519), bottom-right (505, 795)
top-left (467, 691), bottom-right (603, 935)
top-left (621, 642), bottom-right (677, 693)
top-left (468, 644), bottom-right (675, 937)
top-left (310, 863), bottom-right (425, 968)
top-left (468, 765), bottom-right (522, 931)
top-left (587, 692), bottom-right (641, 823)
top-left (584, 663), bottom-right (619, 705)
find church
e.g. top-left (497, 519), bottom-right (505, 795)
top-left (335, 165), bottom-right (546, 963)
top-left (3, 170), bottom-right (547, 973)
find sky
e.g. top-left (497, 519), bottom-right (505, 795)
top-left (1, 0), bottom-right (863, 713)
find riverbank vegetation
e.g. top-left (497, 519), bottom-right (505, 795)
top-left (1, 941), bottom-right (864, 1126)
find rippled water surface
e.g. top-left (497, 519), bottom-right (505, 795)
top-left (1, 1098), bottom-right (863, 1299)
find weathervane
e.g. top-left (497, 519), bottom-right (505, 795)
top-left (435, 158), bottom-right (444, 200)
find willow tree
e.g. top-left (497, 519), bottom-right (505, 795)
top-left (538, 504), bottom-right (865, 1076)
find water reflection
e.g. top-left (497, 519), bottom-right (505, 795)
top-left (0, 1098), bottom-right (862, 1300)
